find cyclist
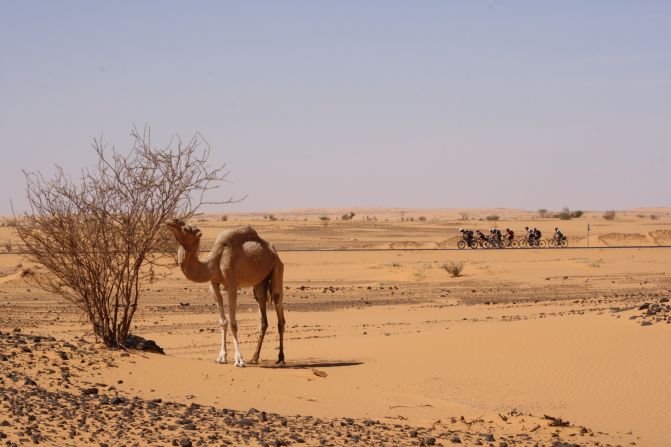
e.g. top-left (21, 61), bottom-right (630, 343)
top-left (533, 227), bottom-right (542, 243)
top-left (475, 229), bottom-right (488, 243)
top-left (524, 226), bottom-right (533, 241)
top-left (459, 228), bottom-right (475, 245)
top-left (554, 227), bottom-right (565, 242)
top-left (490, 227), bottom-right (502, 241)
top-left (505, 228), bottom-right (515, 242)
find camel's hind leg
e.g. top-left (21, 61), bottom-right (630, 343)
top-left (271, 259), bottom-right (286, 365)
top-left (210, 282), bottom-right (228, 364)
top-left (249, 282), bottom-right (269, 364)
top-left (226, 286), bottom-right (245, 367)
top-left (274, 296), bottom-right (286, 365)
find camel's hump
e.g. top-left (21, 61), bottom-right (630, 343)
top-left (214, 226), bottom-right (265, 245)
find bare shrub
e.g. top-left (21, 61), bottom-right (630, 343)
top-left (538, 208), bottom-right (550, 218)
top-left (571, 210), bottom-right (583, 218)
top-left (459, 212), bottom-right (470, 221)
top-left (3, 239), bottom-right (11, 253)
top-left (221, 215), bottom-right (228, 221)
top-left (486, 214), bottom-right (500, 221)
top-left (603, 210), bottom-right (616, 220)
top-left (2, 218), bottom-right (18, 227)
top-left (319, 215), bottom-right (330, 221)
top-left (557, 207), bottom-right (572, 220)
top-left (650, 214), bottom-right (658, 220)
top-left (418, 216), bottom-right (427, 222)
top-left (341, 212), bottom-right (355, 221)
top-left (442, 262), bottom-right (464, 277)
top-left (14, 126), bottom-right (229, 348)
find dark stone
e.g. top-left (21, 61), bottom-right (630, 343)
top-left (639, 303), bottom-right (650, 310)
top-left (237, 418), bottom-right (255, 427)
top-left (183, 423), bottom-right (196, 430)
top-left (124, 334), bottom-right (165, 354)
top-left (449, 435), bottom-right (460, 443)
top-left (110, 396), bottom-right (126, 405)
top-left (424, 437), bottom-right (437, 445)
top-left (82, 388), bottom-right (98, 396)
top-left (179, 439), bottom-right (192, 447)
top-left (641, 320), bottom-right (653, 326)
top-left (409, 430), bottom-right (418, 438)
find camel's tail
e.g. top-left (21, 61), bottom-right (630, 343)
top-left (268, 254), bottom-right (284, 305)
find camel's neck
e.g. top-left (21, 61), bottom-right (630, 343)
top-left (177, 243), bottom-right (217, 283)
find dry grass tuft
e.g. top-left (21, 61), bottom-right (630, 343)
top-left (442, 262), bottom-right (465, 277)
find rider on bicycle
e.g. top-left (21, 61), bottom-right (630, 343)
top-left (459, 228), bottom-right (474, 244)
top-left (533, 227), bottom-right (542, 242)
top-left (475, 230), bottom-right (488, 242)
top-left (490, 227), bottom-right (502, 241)
top-left (554, 227), bottom-right (565, 242)
top-left (505, 228), bottom-right (514, 241)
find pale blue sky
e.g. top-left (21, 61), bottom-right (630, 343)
top-left (1, 1), bottom-right (670, 215)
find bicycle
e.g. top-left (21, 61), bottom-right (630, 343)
top-left (457, 238), bottom-right (479, 249)
top-left (547, 235), bottom-right (568, 248)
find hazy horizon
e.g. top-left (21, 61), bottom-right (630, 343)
top-left (2, 2), bottom-right (670, 215)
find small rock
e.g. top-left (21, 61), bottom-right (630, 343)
top-left (237, 418), bottom-right (255, 427)
top-left (409, 430), bottom-right (418, 438)
top-left (179, 439), bottom-right (192, 447)
top-left (82, 387), bottom-right (98, 396)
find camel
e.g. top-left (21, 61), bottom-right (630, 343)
top-left (165, 218), bottom-right (285, 367)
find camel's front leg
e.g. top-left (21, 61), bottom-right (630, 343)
top-left (249, 283), bottom-right (269, 364)
top-left (211, 282), bottom-right (228, 364)
top-left (226, 287), bottom-right (245, 367)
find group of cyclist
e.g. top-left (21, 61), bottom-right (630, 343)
top-left (458, 226), bottom-right (566, 248)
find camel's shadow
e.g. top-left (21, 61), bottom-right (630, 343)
top-left (257, 359), bottom-right (363, 369)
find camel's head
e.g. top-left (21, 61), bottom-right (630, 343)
top-left (165, 218), bottom-right (202, 249)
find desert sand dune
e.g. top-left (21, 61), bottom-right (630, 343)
top-left (1, 209), bottom-right (671, 446)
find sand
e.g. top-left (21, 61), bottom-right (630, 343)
top-left (1, 208), bottom-right (671, 446)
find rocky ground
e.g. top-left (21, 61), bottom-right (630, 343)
top-left (0, 330), bottom-right (623, 447)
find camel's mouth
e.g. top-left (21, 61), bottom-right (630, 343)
top-left (165, 219), bottom-right (202, 239)
top-left (165, 218), bottom-right (184, 229)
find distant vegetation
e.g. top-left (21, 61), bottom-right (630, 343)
top-left (540, 208), bottom-right (583, 220)
top-left (341, 212), bottom-right (356, 221)
top-left (264, 214), bottom-right (277, 221)
top-left (221, 215), bottom-right (228, 221)
top-left (603, 210), bottom-right (616, 220)
top-left (1, 218), bottom-right (18, 227)
top-left (3, 239), bottom-right (11, 253)
top-left (485, 214), bottom-right (500, 221)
